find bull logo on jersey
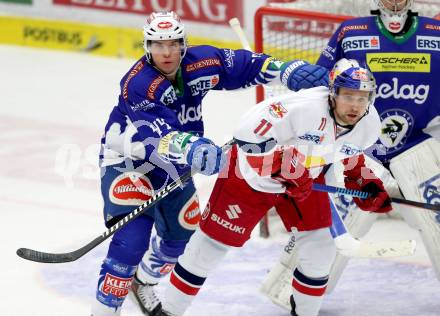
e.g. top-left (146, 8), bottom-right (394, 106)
top-left (268, 102), bottom-right (287, 118)
top-left (419, 175), bottom-right (440, 224)
top-left (178, 193), bottom-right (201, 230)
top-left (378, 109), bottom-right (414, 154)
top-left (109, 172), bottom-right (154, 206)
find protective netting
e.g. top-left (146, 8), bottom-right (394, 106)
top-left (256, 9), bottom-right (345, 97)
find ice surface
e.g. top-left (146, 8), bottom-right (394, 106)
top-left (1, 45), bottom-right (438, 316)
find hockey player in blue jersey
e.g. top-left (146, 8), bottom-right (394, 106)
top-left (91, 11), bottom-right (329, 316)
top-left (314, 0), bottom-right (440, 297)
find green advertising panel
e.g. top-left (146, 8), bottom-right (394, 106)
top-left (0, 0), bottom-right (32, 4)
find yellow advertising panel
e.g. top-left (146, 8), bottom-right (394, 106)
top-left (0, 16), bottom-right (242, 59)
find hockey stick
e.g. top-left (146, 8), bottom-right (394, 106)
top-left (313, 183), bottom-right (440, 212)
top-left (228, 17), bottom-right (275, 98)
top-left (16, 140), bottom-right (235, 264)
top-left (228, 17), bottom-right (252, 51)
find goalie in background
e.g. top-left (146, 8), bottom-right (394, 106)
top-left (158, 59), bottom-right (392, 316)
top-left (316, 0), bottom-right (440, 293)
top-left (91, 10), bottom-right (330, 316)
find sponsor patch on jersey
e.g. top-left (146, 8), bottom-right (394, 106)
top-left (378, 109), bottom-right (414, 154)
top-left (102, 273), bottom-right (132, 298)
top-left (298, 131), bottom-right (325, 144)
top-left (187, 75), bottom-right (219, 96)
top-left (147, 74), bottom-right (166, 100)
top-left (109, 172), bottom-right (154, 206)
top-left (159, 85), bottom-right (177, 105)
top-left (210, 213), bottom-right (246, 235)
top-left (178, 103), bottom-right (202, 125)
top-left (268, 102), bottom-right (288, 118)
top-left (340, 143), bottom-right (362, 156)
top-left (185, 58), bottom-right (221, 72)
top-left (321, 45), bottom-right (336, 61)
top-left (223, 49), bottom-right (235, 68)
top-left (425, 24), bottom-right (440, 31)
top-left (376, 77), bottom-right (429, 105)
top-left (178, 193), bottom-right (201, 230)
top-left (366, 53), bottom-right (431, 72)
top-left (337, 24), bottom-right (368, 42)
top-left (342, 36), bottom-right (380, 52)
top-left (131, 99), bottom-right (156, 112)
top-left (122, 60), bottom-right (145, 100)
top-left (416, 35), bottom-right (440, 52)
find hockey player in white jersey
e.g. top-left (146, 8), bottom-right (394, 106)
top-left (314, 0), bottom-right (440, 295)
top-left (156, 59), bottom-right (392, 316)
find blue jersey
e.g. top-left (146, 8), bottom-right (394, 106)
top-left (100, 45), bottom-right (283, 189)
top-left (317, 15), bottom-right (440, 163)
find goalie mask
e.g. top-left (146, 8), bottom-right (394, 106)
top-left (329, 58), bottom-right (377, 126)
top-left (372, 0), bottom-right (414, 33)
top-left (143, 11), bottom-right (187, 64)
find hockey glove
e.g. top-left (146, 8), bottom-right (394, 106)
top-left (280, 60), bottom-right (329, 91)
top-left (158, 131), bottom-right (226, 176)
top-left (273, 158), bottom-right (313, 202)
top-left (343, 155), bottom-right (392, 213)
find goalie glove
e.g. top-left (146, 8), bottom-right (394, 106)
top-left (158, 131), bottom-right (226, 176)
top-left (343, 155), bottom-right (392, 213)
top-left (280, 60), bottom-right (329, 91)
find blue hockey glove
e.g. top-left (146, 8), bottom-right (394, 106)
top-left (186, 137), bottom-right (226, 176)
top-left (280, 60), bottom-right (329, 91)
top-left (158, 131), bottom-right (226, 176)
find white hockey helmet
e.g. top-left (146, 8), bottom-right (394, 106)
top-left (372, 0), bottom-right (414, 33)
top-left (329, 58), bottom-right (376, 109)
top-left (143, 11), bottom-right (187, 62)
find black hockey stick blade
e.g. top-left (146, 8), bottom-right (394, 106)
top-left (17, 235), bottom-right (102, 263)
top-left (16, 139), bottom-right (235, 264)
top-left (16, 187), bottom-right (172, 263)
top-left (391, 197), bottom-right (440, 212)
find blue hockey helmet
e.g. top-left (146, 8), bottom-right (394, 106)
top-left (329, 58), bottom-right (377, 108)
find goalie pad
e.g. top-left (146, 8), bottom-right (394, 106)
top-left (325, 155), bottom-right (401, 293)
top-left (389, 137), bottom-right (440, 281)
top-left (261, 159), bottom-right (411, 307)
top-left (260, 232), bottom-right (299, 310)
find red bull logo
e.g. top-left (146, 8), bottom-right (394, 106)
top-left (269, 102), bottom-right (287, 118)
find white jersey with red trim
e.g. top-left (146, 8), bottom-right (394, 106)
top-left (233, 86), bottom-right (381, 193)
